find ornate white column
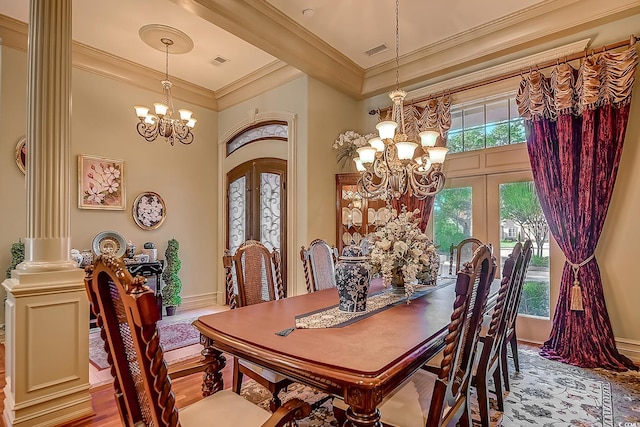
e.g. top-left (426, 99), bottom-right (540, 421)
top-left (2, 0), bottom-right (92, 425)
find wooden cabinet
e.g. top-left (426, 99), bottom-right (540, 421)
top-left (335, 174), bottom-right (388, 255)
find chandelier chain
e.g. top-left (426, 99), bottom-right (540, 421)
top-left (164, 41), bottom-right (169, 81)
top-left (395, 0), bottom-right (400, 91)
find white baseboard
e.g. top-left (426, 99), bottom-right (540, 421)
top-left (615, 338), bottom-right (640, 364)
top-left (175, 293), bottom-right (219, 313)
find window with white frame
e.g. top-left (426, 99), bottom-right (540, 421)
top-left (447, 96), bottom-right (525, 154)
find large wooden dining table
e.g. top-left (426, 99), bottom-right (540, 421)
top-left (192, 277), bottom-right (497, 426)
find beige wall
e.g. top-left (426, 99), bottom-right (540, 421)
top-left (307, 78), bottom-right (361, 248)
top-left (0, 45), bottom-right (219, 314)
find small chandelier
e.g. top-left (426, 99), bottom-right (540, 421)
top-left (355, 0), bottom-right (447, 200)
top-left (134, 37), bottom-right (196, 146)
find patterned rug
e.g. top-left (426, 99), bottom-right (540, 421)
top-left (240, 346), bottom-right (640, 426)
top-left (89, 316), bottom-right (200, 370)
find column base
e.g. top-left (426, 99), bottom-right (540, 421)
top-left (2, 269), bottom-right (93, 427)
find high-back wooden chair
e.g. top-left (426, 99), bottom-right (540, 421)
top-left (335, 245), bottom-right (496, 427)
top-left (84, 254), bottom-right (310, 427)
top-left (449, 237), bottom-right (484, 275)
top-left (222, 240), bottom-right (292, 411)
top-left (501, 239), bottom-right (533, 390)
top-left (300, 239), bottom-right (339, 293)
top-left (474, 242), bottom-right (524, 426)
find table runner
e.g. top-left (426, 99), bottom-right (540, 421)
top-left (295, 280), bottom-right (454, 329)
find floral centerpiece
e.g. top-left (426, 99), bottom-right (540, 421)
top-left (333, 130), bottom-right (376, 169)
top-left (368, 206), bottom-right (439, 299)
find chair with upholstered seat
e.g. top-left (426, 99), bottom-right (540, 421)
top-left (300, 239), bottom-right (339, 293)
top-left (84, 254), bottom-right (310, 427)
top-left (334, 245), bottom-right (496, 427)
top-left (474, 242), bottom-right (524, 426)
top-left (501, 239), bottom-right (533, 390)
top-left (223, 240), bottom-right (293, 411)
top-left (449, 237), bottom-right (484, 275)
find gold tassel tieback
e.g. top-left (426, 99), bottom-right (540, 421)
top-left (569, 254), bottom-right (595, 312)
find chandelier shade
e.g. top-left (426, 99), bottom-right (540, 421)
top-left (134, 32), bottom-right (196, 146)
top-left (355, 1), bottom-right (448, 201)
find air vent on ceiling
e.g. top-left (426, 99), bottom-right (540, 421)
top-left (364, 44), bottom-right (389, 57)
top-left (210, 56), bottom-right (229, 65)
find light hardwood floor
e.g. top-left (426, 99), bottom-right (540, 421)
top-left (0, 342), bottom-right (235, 427)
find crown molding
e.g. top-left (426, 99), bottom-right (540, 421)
top-left (0, 14), bottom-right (28, 51)
top-left (404, 38), bottom-right (591, 103)
top-left (0, 15), bottom-right (218, 111)
top-left (362, 0), bottom-right (640, 95)
top-left (167, 0), bottom-right (364, 98)
top-left (216, 60), bottom-right (304, 111)
top-left (72, 42), bottom-right (217, 111)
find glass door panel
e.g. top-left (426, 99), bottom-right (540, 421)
top-left (499, 181), bottom-right (550, 318)
top-left (488, 171), bottom-right (560, 343)
top-left (228, 176), bottom-right (246, 256)
top-left (429, 176), bottom-right (486, 276)
top-left (259, 172), bottom-right (281, 251)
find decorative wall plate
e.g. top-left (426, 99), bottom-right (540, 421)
top-left (132, 191), bottom-right (166, 230)
top-left (15, 136), bottom-right (26, 174)
top-left (342, 232), bottom-right (352, 246)
top-left (92, 230), bottom-right (126, 257)
top-left (351, 208), bottom-right (362, 226)
top-left (342, 207), bottom-right (351, 225)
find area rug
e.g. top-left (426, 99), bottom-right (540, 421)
top-left (240, 346), bottom-right (640, 426)
top-left (89, 316), bottom-right (200, 370)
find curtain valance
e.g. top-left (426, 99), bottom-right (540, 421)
top-left (517, 43), bottom-right (638, 121)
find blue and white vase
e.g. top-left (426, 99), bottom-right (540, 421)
top-left (335, 246), bottom-right (370, 312)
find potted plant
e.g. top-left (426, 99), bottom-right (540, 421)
top-left (161, 238), bottom-right (182, 316)
top-left (5, 239), bottom-right (25, 279)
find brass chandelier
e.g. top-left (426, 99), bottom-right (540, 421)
top-left (355, 0), bottom-right (447, 200)
top-left (134, 36), bottom-right (196, 146)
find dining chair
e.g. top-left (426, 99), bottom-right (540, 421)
top-left (84, 254), bottom-right (311, 427)
top-left (474, 242), bottom-right (524, 426)
top-left (501, 239), bottom-right (533, 391)
top-left (223, 240), bottom-right (292, 412)
top-left (449, 237), bottom-right (484, 275)
top-left (300, 239), bottom-right (339, 293)
top-left (334, 245), bottom-right (496, 427)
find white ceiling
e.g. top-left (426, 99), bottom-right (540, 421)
top-left (0, 0), bottom-right (547, 94)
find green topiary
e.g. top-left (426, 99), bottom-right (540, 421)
top-left (6, 239), bottom-right (25, 279)
top-left (161, 238), bottom-right (182, 307)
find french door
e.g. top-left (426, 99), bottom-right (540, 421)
top-left (431, 171), bottom-right (559, 343)
top-left (227, 158), bottom-right (287, 290)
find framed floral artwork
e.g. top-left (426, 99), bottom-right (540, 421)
top-left (78, 154), bottom-right (125, 210)
top-left (132, 191), bottom-right (166, 230)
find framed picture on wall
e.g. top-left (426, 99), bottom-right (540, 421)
top-left (15, 136), bottom-right (26, 174)
top-left (132, 191), bottom-right (166, 230)
top-left (78, 154), bottom-right (125, 210)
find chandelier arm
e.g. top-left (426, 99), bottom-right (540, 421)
top-left (137, 121), bottom-right (159, 143)
top-left (407, 167), bottom-right (446, 199)
top-left (173, 122), bottom-right (194, 145)
top-left (360, 168), bottom-right (389, 199)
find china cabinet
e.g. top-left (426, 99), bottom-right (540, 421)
top-left (335, 174), bottom-right (388, 255)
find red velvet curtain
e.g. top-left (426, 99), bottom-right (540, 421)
top-left (517, 46), bottom-right (638, 371)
